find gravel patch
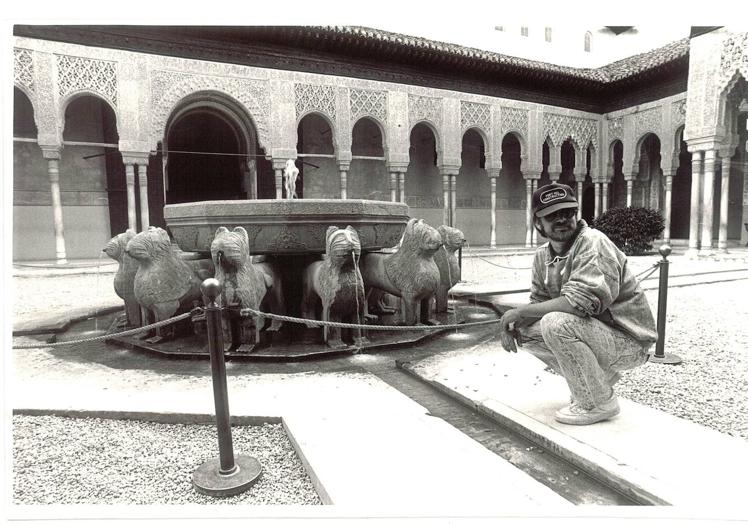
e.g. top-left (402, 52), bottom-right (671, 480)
top-left (13, 415), bottom-right (322, 505)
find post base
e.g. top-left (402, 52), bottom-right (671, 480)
top-left (193, 454), bottom-right (262, 497)
top-left (647, 352), bottom-right (683, 365)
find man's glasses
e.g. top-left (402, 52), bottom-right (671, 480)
top-left (542, 208), bottom-right (577, 221)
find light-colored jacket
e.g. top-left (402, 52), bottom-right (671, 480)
top-left (530, 220), bottom-right (657, 348)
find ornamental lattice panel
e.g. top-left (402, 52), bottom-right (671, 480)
top-left (608, 117), bottom-right (623, 141)
top-left (718, 32), bottom-right (748, 93)
top-left (544, 113), bottom-right (598, 149)
top-left (501, 107), bottom-right (528, 137)
top-left (633, 107), bottom-right (662, 139)
top-left (460, 101), bottom-right (490, 132)
top-left (14, 48), bottom-right (34, 93)
top-left (671, 99), bottom-right (687, 128)
top-left (56, 54), bottom-right (117, 106)
top-left (350, 88), bottom-right (387, 124)
top-left (150, 70), bottom-right (270, 148)
top-left (295, 83), bottom-right (336, 121)
top-left (408, 94), bottom-right (442, 127)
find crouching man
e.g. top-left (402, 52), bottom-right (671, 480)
top-left (500, 183), bottom-right (656, 425)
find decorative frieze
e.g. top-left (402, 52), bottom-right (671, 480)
top-left (56, 54), bottom-right (117, 106)
top-left (501, 107), bottom-right (528, 137)
top-left (408, 94), bottom-right (442, 127)
top-left (544, 113), bottom-right (598, 149)
top-left (295, 83), bottom-right (336, 121)
top-left (150, 70), bottom-right (270, 147)
top-left (460, 100), bottom-right (490, 132)
top-left (608, 117), bottom-right (623, 141)
top-left (350, 88), bottom-right (387, 124)
top-left (14, 48), bottom-right (34, 94)
top-left (633, 106), bottom-right (662, 139)
top-left (719, 32), bottom-right (748, 92)
top-left (671, 99), bottom-right (687, 127)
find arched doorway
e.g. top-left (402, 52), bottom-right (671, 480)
top-left (559, 139), bottom-right (575, 186)
top-left (671, 129), bottom-right (692, 239)
top-left (406, 122), bottom-right (441, 226)
top-left (636, 133), bottom-right (662, 209)
top-left (457, 128), bottom-right (490, 243)
top-left (350, 117), bottom-right (388, 200)
top-left (497, 132), bottom-right (526, 244)
top-left (609, 141), bottom-right (626, 209)
top-left (297, 113), bottom-right (337, 199)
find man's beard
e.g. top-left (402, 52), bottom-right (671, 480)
top-left (543, 221), bottom-right (576, 242)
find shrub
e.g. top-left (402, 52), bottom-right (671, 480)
top-left (591, 207), bottom-right (664, 256)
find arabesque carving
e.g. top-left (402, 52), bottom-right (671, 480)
top-left (544, 113), bottom-right (598, 149)
top-left (460, 101), bottom-right (490, 132)
top-left (350, 88), bottom-right (387, 124)
top-left (56, 54), bottom-right (117, 107)
top-left (634, 106), bottom-right (662, 140)
top-left (718, 32), bottom-right (748, 92)
top-left (150, 70), bottom-right (270, 149)
top-left (671, 99), bottom-right (687, 127)
top-left (295, 83), bottom-right (336, 121)
top-left (408, 94), bottom-right (442, 128)
top-left (501, 107), bottom-right (529, 137)
top-left (608, 117), bottom-right (623, 141)
top-left (14, 48), bottom-right (34, 94)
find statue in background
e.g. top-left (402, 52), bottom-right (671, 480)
top-left (301, 225), bottom-right (367, 349)
top-left (103, 229), bottom-right (141, 328)
top-left (127, 227), bottom-right (204, 343)
top-left (211, 226), bottom-right (285, 352)
top-left (361, 218), bottom-right (443, 325)
top-left (283, 158), bottom-right (299, 199)
top-left (433, 225), bottom-right (466, 313)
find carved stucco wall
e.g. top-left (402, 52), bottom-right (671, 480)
top-left (543, 112), bottom-right (598, 150)
top-left (500, 106), bottom-right (529, 141)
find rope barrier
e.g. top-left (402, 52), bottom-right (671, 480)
top-left (472, 254), bottom-right (533, 271)
top-left (635, 262), bottom-right (661, 281)
top-left (12, 311), bottom-right (196, 349)
top-left (238, 307), bottom-right (501, 331)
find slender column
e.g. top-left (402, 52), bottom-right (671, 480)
top-left (531, 179), bottom-right (538, 246)
top-left (398, 173), bottom-right (406, 204)
top-left (389, 172), bottom-right (397, 202)
top-left (602, 182), bottom-right (609, 214)
top-left (718, 156), bottom-right (731, 251)
top-left (46, 156), bottom-right (67, 263)
top-left (125, 163), bottom-right (137, 231)
top-left (137, 164), bottom-right (150, 231)
top-left (626, 178), bottom-right (634, 207)
top-left (576, 180), bottom-right (583, 220)
top-left (700, 149), bottom-right (716, 255)
top-left (442, 174), bottom-right (450, 226)
top-left (687, 151), bottom-right (703, 254)
top-left (490, 177), bottom-right (497, 248)
top-left (339, 167), bottom-right (348, 200)
top-left (663, 172), bottom-right (673, 244)
top-left (525, 179), bottom-right (533, 248)
top-left (450, 174), bottom-right (457, 228)
top-left (594, 182), bottom-right (601, 219)
top-left (248, 159), bottom-right (258, 200)
top-left (274, 169), bottom-right (283, 199)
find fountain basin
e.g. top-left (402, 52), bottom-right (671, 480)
top-left (164, 199), bottom-right (410, 254)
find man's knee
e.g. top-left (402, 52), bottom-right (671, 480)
top-left (539, 311), bottom-right (578, 340)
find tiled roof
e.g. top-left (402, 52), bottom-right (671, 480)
top-left (322, 26), bottom-right (690, 84)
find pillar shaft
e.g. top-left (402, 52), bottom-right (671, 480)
top-left (399, 173), bottom-right (406, 204)
top-left (274, 169), bottom-right (283, 199)
top-left (137, 166), bottom-right (149, 231)
top-left (442, 174), bottom-right (450, 226)
top-left (700, 149), bottom-right (716, 254)
top-left (531, 179), bottom-right (538, 246)
top-left (594, 182), bottom-right (601, 219)
top-left (47, 158), bottom-right (67, 263)
top-left (450, 175), bottom-right (457, 228)
top-left (602, 182), bottom-right (609, 214)
top-left (389, 172), bottom-right (397, 202)
top-left (490, 178), bottom-right (497, 248)
top-left (663, 174), bottom-right (673, 243)
top-left (626, 179), bottom-right (634, 207)
top-left (525, 179), bottom-right (533, 248)
top-left (125, 164), bottom-right (137, 231)
top-left (718, 158), bottom-right (731, 251)
top-left (576, 180), bottom-right (583, 220)
top-left (340, 169), bottom-right (348, 200)
top-left (688, 152), bottom-right (703, 252)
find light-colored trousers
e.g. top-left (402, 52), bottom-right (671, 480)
top-left (518, 312), bottom-right (650, 410)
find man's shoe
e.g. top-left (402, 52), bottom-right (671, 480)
top-left (554, 396), bottom-right (620, 425)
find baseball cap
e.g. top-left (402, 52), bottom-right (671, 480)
top-left (532, 182), bottom-right (578, 217)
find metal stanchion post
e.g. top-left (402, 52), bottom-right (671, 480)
top-left (192, 278), bottom-right (262, 497)
top-left (458, 246), bottom-right (462, 271)
top-left (648, 245), bottom-right (683, 365)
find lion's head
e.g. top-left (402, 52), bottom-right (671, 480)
top-left (325, 225), bottom-right (361, 267)
top-left (437, 225), bottom-right (466, 252)
top-left (211, 226), bottom-right (251, 270)
top-left (103, 229), bottom-right (136, 262)
top-left (126, 227), bottom-right (172, 261)
top-left (400, 218), bottom-right (442, 256)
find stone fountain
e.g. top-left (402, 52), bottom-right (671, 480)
top-left (104, 198), bottom-right (488, 360)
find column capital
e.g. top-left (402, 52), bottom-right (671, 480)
top-left (522, 173), bottom-right (541, 181)
top-left (121, 151), bottom-right (151, 165)
top-left (39, 145), bottom-right (62, 160)
top-left (486, 167), bottom-right (501, 178)
top-left (272, 157), bottom-right (294, 171)
top-left (439, 165), bottom-right (460, 176)
top-left (387, 163), bottom-right (409, 173)
top-left (337, 161), bottom-right (351, 172)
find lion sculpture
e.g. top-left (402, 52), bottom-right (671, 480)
top-left (103, 229), bottom-right (141, 328)
top-left (433, 225), bottom-right (466, 314)
top-left (211, 226), bottom-right (285, 352)
top-left (283, 159), bottom-right (299, 199)
top-left (126, 227), bottom-right (204, 342)
top-left (301, 225), bottom-right (367, 349)
top-left (361, 218), bottom-right (443, 325)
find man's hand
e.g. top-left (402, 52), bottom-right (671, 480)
top-left (499, 308), bottom-right (523, 353)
